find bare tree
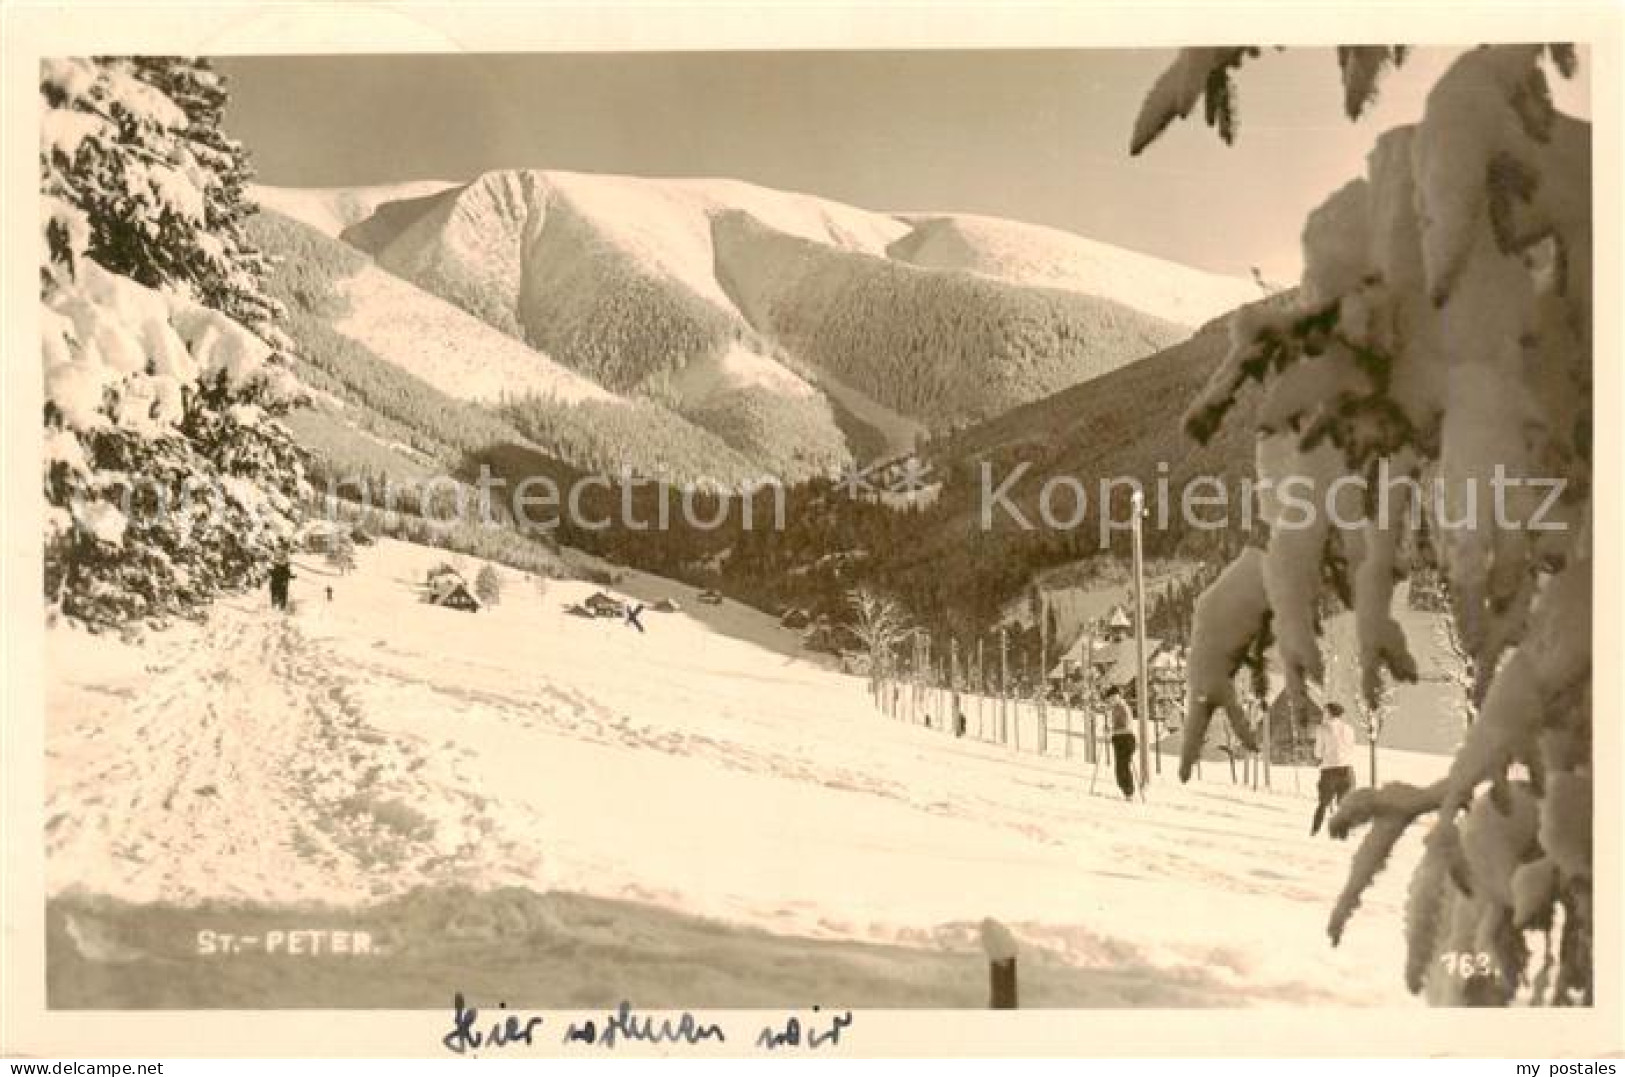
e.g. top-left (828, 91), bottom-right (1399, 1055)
top-left (475, 564), bottom-right (503, 605)
top-left (1360, 681), bottom-right (1393, 787)
top-left (845, 587), bottom-right (911, 699)
top-left (324, 530), bottom-right (357, 575)
top-left (1433, 615), bottom-right (1477, 734)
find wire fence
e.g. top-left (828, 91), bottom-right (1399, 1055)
top-left (866, 675), bottom-right (1319, 801)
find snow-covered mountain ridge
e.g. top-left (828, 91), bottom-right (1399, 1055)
top-left (253, 172), bottom-right (1257, 475)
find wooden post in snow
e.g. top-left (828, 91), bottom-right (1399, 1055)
top-left (1082, 631), bottom-right (1096, 765)
top-left (981, 918), bottom-right (1018, 1010)
top-left (974, 639), bottom-right (983, 740)
top-left (907, 635), bottom-right (916, 725)
top-left (998, 627), bottom-right (1010, 746)
top-left (921, 633), bottom-right (933, 729)
top-left (936, 649), bottom-right (949, 734)
top-left (915, 632), bottom-right (925, 726)
top-left (1262, 690), bottom-right (1273, 790)
top-left (917, 633), bottom-right (925, 726)
top-left (1036, 592), bottom-right (1048, 756)
top-left (1014, 650), bottom-right (1025, 753)
top-left (1064, 696), bottom-right (1074, 760)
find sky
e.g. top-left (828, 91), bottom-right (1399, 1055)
top-left (218, 48), bottom-right (1589, 282)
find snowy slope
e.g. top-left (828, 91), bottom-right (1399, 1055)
top-left (806, 361), bottom-right (928, 461)
top-left (522, 171), bottom-right (910, 314)
top-left (249, 208), bottom-right (773, 488)
top-left (47, 538), bottom-right (1450, 1007)
top-left (712, 209), bottom-right (1189, 425)
top-left (331, 258), bottom-right (614, 407)
top-left (890, 213), bottom-right (1260, 329)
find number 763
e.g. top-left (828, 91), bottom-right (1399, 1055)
top-left (1439, 951), bottom-right (1494, 978)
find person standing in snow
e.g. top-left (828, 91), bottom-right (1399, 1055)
top-left (268, 560), bottom-right (295, 611)
top-left (1105, 684), bottom-right (1137, 800)
top-left (1311, 702), bottom-right (1358, 835)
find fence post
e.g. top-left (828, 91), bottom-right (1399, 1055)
top-left (922, 635), bottom-right (933, 729)
top-left (1036, 592), bottom-right (1049, 756)
top-left (998, 627), bottom-right (1009, 746)
top-left (981, 918), bottom-right (1018, 1009)
top-left (1064, 699), bottom-right (1073, 760)
top-left (976, 639), bottom-right (985, 740)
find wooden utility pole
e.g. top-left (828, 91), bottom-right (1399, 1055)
top-left (1130, 489), bottom-right (1151, 792)
top-left (950, 637), bottom-right (961, 736)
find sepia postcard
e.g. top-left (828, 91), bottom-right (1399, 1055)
top-left (3, 0), bottom-right (1622, 1061)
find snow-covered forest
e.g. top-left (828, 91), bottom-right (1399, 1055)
top-left (41, 57), bottom-right (308, 629)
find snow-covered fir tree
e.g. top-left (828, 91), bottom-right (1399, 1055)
top-left (1145, 45), bottom-right (1591, 1005)
top-left (41, 56), bottom-right (307, 629)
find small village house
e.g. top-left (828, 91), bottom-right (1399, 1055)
top-left (425, 566), bottom-right (482, 612)
top-left (584, 591), bottom-right (626, 618)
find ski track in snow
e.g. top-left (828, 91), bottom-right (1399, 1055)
top-left (46, 600), bottom-right (540, 906)
top-left (46, 540), bottom-right (1449, 1006)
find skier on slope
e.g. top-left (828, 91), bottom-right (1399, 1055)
top-left (1105, 684), bottom-right (1137, 800)
top-left (268, 559), bottom-right (295, 611)
top-left (1310, 702), bottom-right (1357, 836)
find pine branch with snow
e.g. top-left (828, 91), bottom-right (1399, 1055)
top-left (1177, 546), bottom-right (1269, 779)
top-left (1129, 48), bottom-right (1261, 155)
top-left (1147, 44), bottom-right (1591, 1003)
top-left (1337, 46), bottom-right (1409, 120)
top-left (1403, 820), bottom-right (1457, 992)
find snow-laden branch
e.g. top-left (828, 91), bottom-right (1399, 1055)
top-left (1153, 39), bottom-right (1591, 1005)
top-left (1178, 546), bottom-right (1268, 780)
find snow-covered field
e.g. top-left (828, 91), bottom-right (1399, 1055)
top-left (45, 539), bottom-right (1449, 1008)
